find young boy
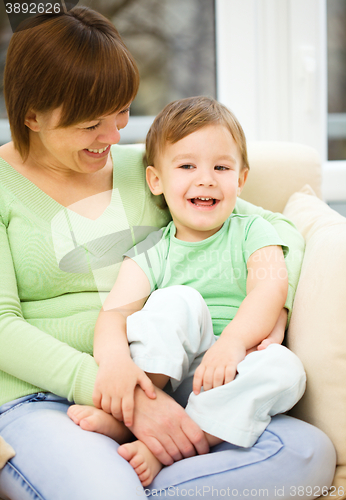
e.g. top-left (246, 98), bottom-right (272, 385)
top-left (68, 96), bottom-right (306, 486)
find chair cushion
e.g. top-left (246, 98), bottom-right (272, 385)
top-left (283, 185), bottom-right (346, 494)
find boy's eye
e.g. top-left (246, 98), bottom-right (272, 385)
top-left (180, 164), bottom-right (194, 169)
top-left (215, 165), bottom-right (229, 171)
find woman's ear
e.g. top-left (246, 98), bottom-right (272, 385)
top-left (24, 110), bottom-right (40, 132)
top-left (237, 167), bottom-right (249, 195)
top-left (146, 166), bottom-right (163, 195)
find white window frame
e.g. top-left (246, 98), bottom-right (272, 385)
top-left (215, 0), bottom-right (346, 203)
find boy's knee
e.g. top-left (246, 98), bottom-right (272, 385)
top-left (266, 345), bottom-right (306, 392)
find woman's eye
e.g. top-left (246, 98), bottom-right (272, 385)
top-left (120, 107), bottom-right (130, 114)
top-left (85, 122), bottom-right (101, 131)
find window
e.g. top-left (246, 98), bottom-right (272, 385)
top-left (327, 0), bottom-right (346, 161)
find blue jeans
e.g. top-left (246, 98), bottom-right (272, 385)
top-left (0, 390), bottom-right (336, 500)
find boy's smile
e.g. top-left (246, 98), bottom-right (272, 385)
top-left (188, 197), bottom-right (219, 209)
top-left (146, 124), bottom-right (248, 242)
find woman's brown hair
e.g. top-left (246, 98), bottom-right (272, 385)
top-left (4, 7), bottom-right (140, 159)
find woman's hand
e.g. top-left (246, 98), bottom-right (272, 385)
top-left (192, 336), bottom-right (246, 395)
top-left (92, 357), bottom-right (156, 427)
top-left (129, 386), bottom-right (209, 466)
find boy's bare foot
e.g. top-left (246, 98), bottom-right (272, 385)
top-left (118, 440), bottom-right (163, 486)
top-left (67, 405), bottom-right (132, 443)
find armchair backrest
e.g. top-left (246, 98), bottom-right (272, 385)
top-left (240, 141), bottom-right (322, 213)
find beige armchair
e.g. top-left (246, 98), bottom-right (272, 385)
top-left (0, 141), bottom-right (345, 498)
top-left (243, 141), bottom-right (346, 499)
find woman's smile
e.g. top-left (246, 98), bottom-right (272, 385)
top-left (84, 144), bottom-right (111, 158)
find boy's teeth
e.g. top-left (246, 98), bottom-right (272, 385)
top-left (191, 197), bottom-right (215, 206)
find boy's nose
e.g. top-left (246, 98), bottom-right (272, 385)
top-left (196, 173), bottom-right (217, 187)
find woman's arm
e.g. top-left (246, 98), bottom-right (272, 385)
top-left (0, 219), bottom-right (98, 405)
top-left (234, 198), bottom-right (305, 325)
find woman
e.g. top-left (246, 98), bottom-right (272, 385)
top-left (0, 7), bottom-right (336, 500)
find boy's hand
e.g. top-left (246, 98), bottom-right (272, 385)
top-left (192, 337), bottom-right (246, 395)
top-left (92, 357), bottom-right (156, 427)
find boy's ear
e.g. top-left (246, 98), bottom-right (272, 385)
top-left (24, 110), bottom-right (40, 132)
top-left (237, 168), bottom-right (249, 196)
top-left (237, 168), bottom-right (249, 195)
top-left (146, 166), bottom-right (163, 195)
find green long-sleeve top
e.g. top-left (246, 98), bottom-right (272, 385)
top-left (0, 144), bottom-right (305, 407)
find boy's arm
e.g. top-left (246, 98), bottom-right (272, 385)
top-left (256, 307), bottom-right (287, 351)
top-left (94, 256), bottom-right (151, 364)
top-left (93, 257), bottom-right (156, 426)
top-left (193, 245), bottom-right (288, 394)
top-left (234, 198), bottom-right (305, 326)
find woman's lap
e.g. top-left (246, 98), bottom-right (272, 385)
top-left (0, 394), bottom-right (336, 500)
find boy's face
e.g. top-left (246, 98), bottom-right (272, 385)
top-left (146, 124), bottom-right (248, 241)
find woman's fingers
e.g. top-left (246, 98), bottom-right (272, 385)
top-left (92, 389), bottom-right (102, 409)
top-left (142, 436), bottom-right (176, 466)
top-left (131, 386), bottom-right (209, 464)
top-left (180, 415), bottom-right (209, 456)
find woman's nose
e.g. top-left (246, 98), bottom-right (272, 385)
top-left (99, 123), bottom-right (121, 145)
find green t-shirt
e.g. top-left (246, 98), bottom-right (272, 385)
top-left (126, 214), bottom-right (288, 336)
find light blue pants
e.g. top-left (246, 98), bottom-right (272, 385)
top-left (0, 392), bottom-right (336, 500)
top-left (0, 285), bottom-right (336, 499)
top-left (128, 285), bottom-right (307, 447)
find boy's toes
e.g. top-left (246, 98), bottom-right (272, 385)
top-left (133, 462), bottom-right (147, 475)
top-left (79, 416), bottom-right (94, 431)
top-left (118, 443), bottom-right (135, 462)
top-left (139, 469), bottom-right (152, 486)
top-left (67, 405), bottom-right (86, 424)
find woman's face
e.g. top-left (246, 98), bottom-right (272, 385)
top-left (27, 105), bottom-right (130, 174)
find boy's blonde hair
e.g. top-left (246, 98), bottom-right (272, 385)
top-left (145, 96), bottom-right (249, 171)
